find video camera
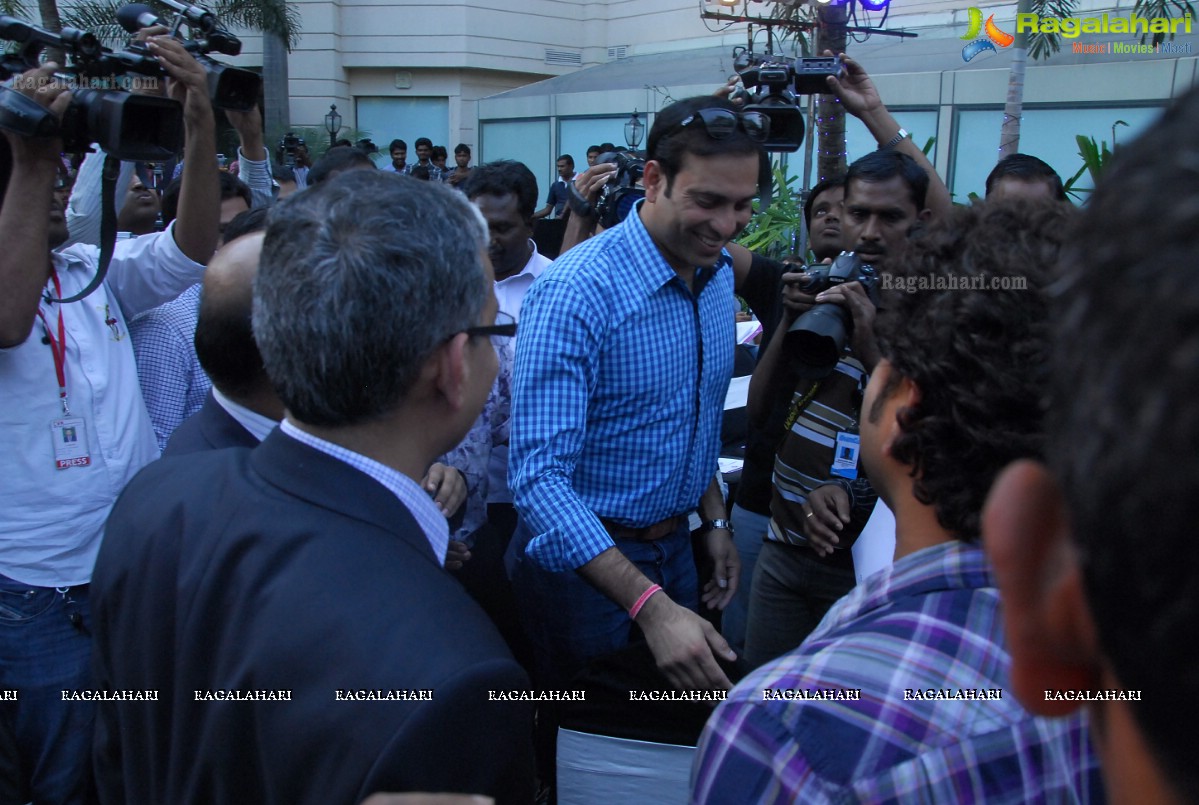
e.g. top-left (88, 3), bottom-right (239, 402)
top-left (277, 132), bottom-right (305, 167)
top-left (594, 149), bottom-right (645, 229)
top-left (732, 51), bottom-right (843, 153)
top-left (785, 252), bottom-right (880, 373)
top-left (115, 1), bottom-right (261, 111)
top-left (0, 16), bottom-right (183, 161)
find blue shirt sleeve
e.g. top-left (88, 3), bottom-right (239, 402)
top-left (509, 276), bottom-right (615, 571)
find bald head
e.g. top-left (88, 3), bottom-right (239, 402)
top-left (194, 232), bottom-right (280, 417)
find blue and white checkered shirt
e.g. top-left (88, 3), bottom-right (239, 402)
top-left (280, 419), bottom-right (449, 565)
top-left (509, 201), bottom-right (736, 571)
top-left (129, 283), bottom-right (210, 451)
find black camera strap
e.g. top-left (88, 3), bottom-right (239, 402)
top-left (46, 154), bottom-right (119, 304)
top-left (757, 150), bottom-right (773, 212)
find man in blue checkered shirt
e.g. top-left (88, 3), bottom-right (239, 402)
top-left (509, 96), bottom-right (764, 693)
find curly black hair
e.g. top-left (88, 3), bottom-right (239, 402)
top-left (870, 199), bottom-right (1076, 540)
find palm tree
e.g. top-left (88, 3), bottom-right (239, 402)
top-left (813, 1), bottom-right (849, 181)
top-left (764, 1), bottom-right (852, 181)
top-left (999, 0), bottom-right (1075, 158)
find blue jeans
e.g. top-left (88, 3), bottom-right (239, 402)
top-left (513, 523), bottom-right (699, 689)
top-left (720, 504), bottom-right (769, 657)
top-left (744, 540), bottom-right (856, 670)
top-left (0, 573), bottom-right (95, 805)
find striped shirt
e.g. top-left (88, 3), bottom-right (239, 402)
top-left (769, 355), bottom-right (876, 563)
top-left (692, 540), bottom-right (1105, 804)
top-left (509, 202), bottom-right (736, 571)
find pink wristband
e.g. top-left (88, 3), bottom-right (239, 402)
top-left (629, 584), bottom-right (662, 620)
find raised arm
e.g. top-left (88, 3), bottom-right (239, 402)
top-left (149, 35), bottom-right (220, 263)
top-left (0, 65), bottom-right (73, 347)
top-left (226, 104), bottom-right (274, 209)
top-left (827, 54), bottom-right (952, 220)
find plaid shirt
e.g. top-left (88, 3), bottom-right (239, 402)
top-left (692, 540), bottom-right (1105, 804)
top-left (509, 203), bottom-right (736, 571)
top-left (129, 283), bottom-right (210, 451)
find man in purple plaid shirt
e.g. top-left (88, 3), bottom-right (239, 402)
top-left (692, 200), bottom-right (1106, 804)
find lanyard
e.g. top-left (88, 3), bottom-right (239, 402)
top-left (35, 268), bottom-right (71, 416)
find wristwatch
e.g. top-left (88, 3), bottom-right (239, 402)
top-left (703, 519), bottom-right (733, 533)
top-left (881, 127), bottom-right (909, 149)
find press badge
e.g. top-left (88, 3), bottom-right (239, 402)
top-left (830, 432), bottom-right (860, 480)
top-left (51, 417), bottom-right (91, 469)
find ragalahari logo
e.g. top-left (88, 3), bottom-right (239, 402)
top-left (961, 8), bottom-right (1015, 61)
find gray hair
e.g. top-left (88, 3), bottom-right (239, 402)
top-left (253, 171), bottom-right (489, 426)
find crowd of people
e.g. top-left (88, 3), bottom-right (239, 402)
top-left (1, 31), bottom-right (1194, 805)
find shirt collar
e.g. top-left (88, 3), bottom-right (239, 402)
top-left (278, 419), bottom-right (449, 564)
top-left (816, 540), bottom-right (994, 640)
top-left (625, 199), bottom-right (732, 297)
top-left (211, 388), bottom-right (278, 443)
top-left (495, 241), bottom-right (548, 287)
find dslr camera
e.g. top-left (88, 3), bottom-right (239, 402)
top-left (0, 16), bottom-right (183, 161)
top-left (733, 51), bottom-right (843, 153)
top-left (593, 149), bottom-right (645, 229)
top-left (785, 252), bottom-right (880, 373)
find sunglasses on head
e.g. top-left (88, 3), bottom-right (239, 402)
top-left (669, 108), bottom-right (770, 144)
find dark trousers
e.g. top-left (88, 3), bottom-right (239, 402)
top-left (744, 540), bottom-right (856, 670)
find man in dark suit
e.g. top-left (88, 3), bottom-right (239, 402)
top-left (164, 229), bottom-right (277, 455)
top-left (92, 172), bottom-right (534, 805)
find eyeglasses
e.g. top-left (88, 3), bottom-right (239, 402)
top-left (462, 310), bottom-right (517, 342)
top-left (668, 108), bottom-right (770, 144)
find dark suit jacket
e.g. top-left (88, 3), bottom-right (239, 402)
top-left (93, 429), bottom-right (534, 805)
top-left (163, 390), bottom-right (261, 456)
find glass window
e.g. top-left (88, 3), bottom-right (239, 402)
top-left (356, 97), bottom-right (449, 163)
top-left (951, 106), bottom-right (1161, 201)
top-left (847, 109), bottom-right (940, 167)
top-left (480, 119), bottom-right (552, 192)
top-left (559, 117), bottom-right (641, 166)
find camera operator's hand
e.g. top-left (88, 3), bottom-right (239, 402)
top-left (141, 34), bottom-right (219, 263)
top-left (814, 281), bottom-right (880, 373)
top-left (574, 162), bottom-right (617, 209)
top-left (226, 104), bottom-right (267, 162)
top-left (780, 270), bottom-right (818, 326)
top-left (2, 65), bottom-right (72, 160)
top-left (713, 75), bottom-right (746, 107)
top-left (802, 484), bottom-right (851, 557)
top-left (824, 53), bottom-right (882, 121)
top-left (825, 52), bottom-right (952, 220)
top-left (146, 35), bottom-right (211, 124)
top-left (561, 163), bottom-right (617, 254)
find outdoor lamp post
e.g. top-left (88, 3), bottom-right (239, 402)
top-left (624, 110), bottom-right (645, 149)
top-left (325, 104), bottom-right (342, 146)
